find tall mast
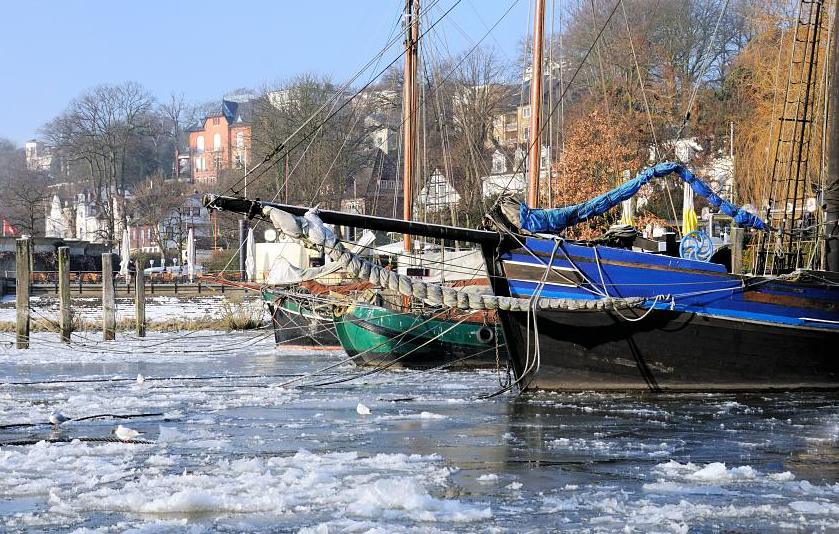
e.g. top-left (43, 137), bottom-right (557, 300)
top-left (826, 0), bottom-right (839, 272)
top-left (403, 0), bottom-right (420, 252)
top-left (526, 0), bottom-right (546, 208)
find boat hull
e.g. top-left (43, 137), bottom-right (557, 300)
top-left (334, 304), bottom-right (503, 370)
top-left (507, 306), bottom-right (839, 391)
top-left (268, 296), bottom-right (341, 349)
top-left (488, 238), bottom-right (839, 392)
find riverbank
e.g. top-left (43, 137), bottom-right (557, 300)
top-left (0, 294), bottom-right (268, 333)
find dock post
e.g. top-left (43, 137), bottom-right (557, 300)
top-left (731, 227), bottom-right (744, 274)
top-left (58, 246), bottom-right (71, 342)
top-left (135, 265), bottom-right (146, 337)
top-left (102, 254), bottom-right (116, 340)
top-left (15, 238), bottom-right (31, 349)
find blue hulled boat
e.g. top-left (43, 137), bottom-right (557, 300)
top-left (492, 236), bottom-right (838, 391)
top-left (481, 162), bottom-right (839, 391)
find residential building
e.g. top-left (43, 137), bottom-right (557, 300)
top-left (129, 193), bottom-right (212, 254)
top-left (44, 190), bottom-right (125, 243)
top-left (365, 113), bottom-right (398, 155)
top-left (24, 140), bottom-right (52, 172)
top-left (44, 195), bottom-right (75, 239)
top-left (417, 169), bottom-right (460, 213)
top-left (480, 146), bottom-right (551, 199)
top-left (341, 148), bottom-right (403, 218)
top-left (187, 99), bottom-right (253, 186)
top-left (490, 76), bottom-right (563, 149)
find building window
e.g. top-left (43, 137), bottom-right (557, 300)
top-left (213, 117), bottom-right (220, 126)
top-left (196, 135), bottom-right (204, 152)
top-left (213, 133), bottom-right (221, 151)
top-left (521, 106), bottom-right (531, 119)
top-left (236, 132), bottom-right (244, 149)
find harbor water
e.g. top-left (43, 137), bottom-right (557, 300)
top-left (1, 331), bottom-right (838, 532)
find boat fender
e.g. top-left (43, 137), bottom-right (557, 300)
top-left (476, 326), bottom-right (495, 344)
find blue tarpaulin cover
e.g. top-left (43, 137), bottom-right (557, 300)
top-left (519, 162), bottom-right (766, 234)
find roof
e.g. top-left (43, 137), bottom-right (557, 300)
top-left (188, 98), bottom-right (255, 132)
top-left (346, 148), bottom-right (399, 196)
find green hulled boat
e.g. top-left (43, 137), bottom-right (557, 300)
top-left (334, 302), bottom-right (503, 370)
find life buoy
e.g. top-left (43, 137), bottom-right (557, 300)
top-left (476, 326), bottom-right (495, 344)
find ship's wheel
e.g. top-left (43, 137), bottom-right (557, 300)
top-left (679, 230), bottom-right (714, 262)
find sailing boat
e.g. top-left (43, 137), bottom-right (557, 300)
top-left (475, 0), bottom-right (839, 391)
top-left (332, 0), bottom-right (502, 370)
top-left (258, 0), bottom-right (503, 367)
top-left (207, 0), bottom-right (838, 390)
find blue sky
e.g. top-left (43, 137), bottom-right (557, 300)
top-left (0, 0), bottom-right (529, 144)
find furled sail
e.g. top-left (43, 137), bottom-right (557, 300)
top-left (519, 162), bottom-right (766, 234)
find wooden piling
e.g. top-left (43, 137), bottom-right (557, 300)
top-left (135, 265), bottom-right (146, 337)
top-left (58, 246), bottom-right (71, 342)
top-left (731, 227), bottom-right (744, 274)
top-left (102, 253), bottom-right (116, 340)
top-left (15, 238), bottom-right (31, 349)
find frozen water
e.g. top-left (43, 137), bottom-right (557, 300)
top-left (1, 329), bottom-right (839, 532)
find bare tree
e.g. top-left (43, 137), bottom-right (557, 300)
top-left (0, 139), bottom-right (51, 236)
top-left (42, 82), bottom-right (157, 245)
top-left (248, 74), bottom-right (374, 208)
top-left (127, 176), bottom-right (189, 262)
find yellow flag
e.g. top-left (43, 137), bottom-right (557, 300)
top-left (682, 183), bottom-right (698, 234)
top-left (683, 206), bottom-right (698, 234)
top-left (619, 199), bottom-right (634, 226)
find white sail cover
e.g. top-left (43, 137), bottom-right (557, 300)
top-left (263, 229), bottom-right (376, 285)
top-left (186, 227), bottom-right (195, 282)
top-left (119, 229), bottom-right (131, 277)
top-left (245, 227), bottom-right (257, 281)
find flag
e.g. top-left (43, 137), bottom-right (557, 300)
top-left (619, 198), bottom-right (634, 227)
top-left (682, 182), bottom-right (698, 234)
top-left (2, 219), bottom-right (16, 236)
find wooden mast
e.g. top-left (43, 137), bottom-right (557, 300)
top-left (826, 0), bottom-right (839, 271)
top-left (526, 0), bottom-right (546, 208)
top-left (403, 0), bottom-right (420, 252)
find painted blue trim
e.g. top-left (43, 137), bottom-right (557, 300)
top-left (502, 240), bottom-right (839, 331)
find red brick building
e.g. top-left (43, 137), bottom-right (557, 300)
top-left (187, 99), bottom-right (252, 186)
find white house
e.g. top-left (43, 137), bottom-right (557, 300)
top-left (417, 169), bottom-right (461, 213)
top-left (44, 195), bottom-right (75, 239)
top-left (481, 146), bottom-right (550, 199)
top-left (44, 191), bottom-right (124, 243)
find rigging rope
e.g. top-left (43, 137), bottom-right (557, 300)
top-left (488, 0), bottom-right (622, 209)
top-left (224, 0), bottom-right (463, 197)
top-left (246, 203), bottom-right (664, 314)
